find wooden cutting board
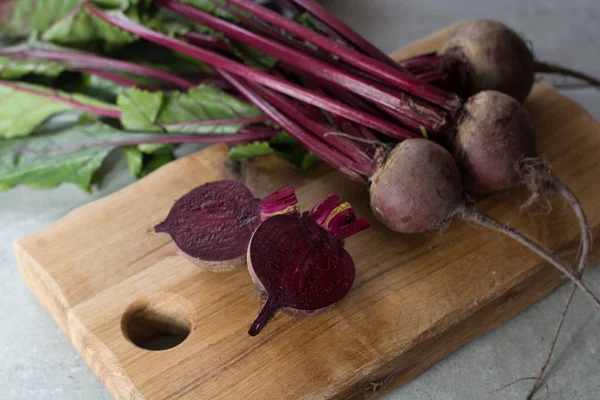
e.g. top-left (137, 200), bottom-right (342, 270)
top-left (14, 22), bottom-right (600, 400)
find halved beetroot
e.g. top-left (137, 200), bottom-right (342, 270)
top-left (155, 180), bottom-right (298, 271)
top-left (247, 194), bottom-right (369, 336)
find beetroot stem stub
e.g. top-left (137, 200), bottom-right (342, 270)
top-left (247, 194), bottom-right (369, 336)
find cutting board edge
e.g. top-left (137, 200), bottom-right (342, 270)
top-left (326, 231), bottom-right (600, 400)
top-left (14, 240), bottom-right (142, 400)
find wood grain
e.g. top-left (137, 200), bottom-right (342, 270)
top-left (14, 22), bottom-right (600, 400)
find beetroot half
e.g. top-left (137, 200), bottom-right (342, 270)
top-left (246, 194), bottom-right (369, 336)
top-left (155, 180), bottom-right (298, 271)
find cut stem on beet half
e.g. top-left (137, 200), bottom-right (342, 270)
top-left (155, 180), bottom-right (298, 271)
top-left (247, 194), bottom-right (370, 336)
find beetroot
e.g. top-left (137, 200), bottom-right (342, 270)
top-left (247, 194), bottom-right (369, 336)
top-left (453, 90), bottom-right (537, 193)
top-left (370, 139), bottom-right (463, 233)
top-left (155, 180), bottom-right (298, 271)
top-left (440, 20), bottom-right (535, 102)
top-left (451, 90), bottom-right (592, 396)
top-left (438, 20), bottom-right (599, 102)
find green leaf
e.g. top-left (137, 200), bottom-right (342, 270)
top-left (0, 122), bottom-right (129, 191)
top-left (72, 72), bottom-right (134, 101)
top-left (1, 0), bottom-right (86, 38)
top-left (0, 56), bottom-right (65, 80)
top-left (300, 151), bottom-right (320, 171)
top-left (123, 146), bottom-right (143, 176)
top-left (1, 0), bottom-right (138, 41)
top-left (117, 88), bottom-right (164, 132)
top-left (140, 150), bottom-right (175, 177)
top-left (227, 141), bottom-right (274, 162)
top-left (227, 132), bottom-right (321, 171)
top-left (0, 80), bottom-right (119, 138)
top-left (117, 85), bottom-right (263, 134)
top-left (42, 6), bottom-right (140, 52)
top-left (272, 146), bottom-right (320, 171)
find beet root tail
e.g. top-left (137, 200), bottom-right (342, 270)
top-left (459, 207), bottom-right (600, 310)
top-left (248, 297), bottom-right (280, 336)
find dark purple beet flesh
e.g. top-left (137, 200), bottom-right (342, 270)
top-left (155, 180), bottom-right (298, 269)
top-left (247, 195), bottom-right (369, 336)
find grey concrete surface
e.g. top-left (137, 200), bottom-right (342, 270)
top-left (1, 1), bottom-right (599, 399)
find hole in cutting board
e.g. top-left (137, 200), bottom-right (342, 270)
top-left (122, 294), bottom-right (194, 351)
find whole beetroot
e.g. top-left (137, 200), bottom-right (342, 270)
top-left (440, 20), bottom-right (534, 103)
top-left (453, 90), bottom-right (537, 193)
top-left (438, 20), bottom-right (600, 102)
top-left (370, 139), bottom-right (463, 233)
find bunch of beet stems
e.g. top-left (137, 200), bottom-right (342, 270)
top-left (86, 0), bottom-right (598, 298)
top-left (87, 2), bottom-right (597, 393)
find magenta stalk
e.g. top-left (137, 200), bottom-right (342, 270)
top-left (0, 80), bottom-right (121, 119)
top-left (84, 3), bottom-right (415, 140)
top-left (155, 0), bottom-right (450, 135)
top-left (0, 48), bottom-right (196, 89)
top-left (221, 0), bottom-right (461, 111)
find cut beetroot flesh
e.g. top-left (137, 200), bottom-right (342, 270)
top-left (247, 195), bottom-right (368, 336)
top-left (155, 180), bottom-right (297, 264)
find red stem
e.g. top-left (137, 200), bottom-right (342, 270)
top-left (278, 59), bottom-right (446, 136)
top-left (220, 2), bottom-right (394, 93)
top-left (22, 127), bottom-right (280, 155)
top-left (160, 115), bottom-right (268, 129)
top-left (397, 52), bottom-right (440, 69)
top-left (222, 0), bottom-right (461, 111)
top-left (0, 48), bottom-right (196, 89)
top-left (291, 0), bottom-right (403, 70)
top-left (156, 0), bottom-right (448, 135)
top-left (78, 68), bottom-right (158, 90)
top-left (0, 80), bottom-right (121, 119)
top-left (182, 32), bottom-right (231, 51)
top-left (296, 76), bottom-right (377, 148)
top-left (246, 78), bottom-right (372, 166)
top-left (85, 4), bottom-right (414, 139)
top-left (414, 69), bottom-right (447, 83)
top-left (218, 69), bottom-right (368, 182)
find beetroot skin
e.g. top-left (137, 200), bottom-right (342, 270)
top-left (369, 139), bottom-right (464, 233)
top-left (440, 20), bottom-right (535, 103)
top-left (453, 90), bottom-right (537, 194)
top-left (155, 180), bottom-right (298, 271)
top-left (247, 194), bottom-right (369, 336)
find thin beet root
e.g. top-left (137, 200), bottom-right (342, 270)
top-left (247, 194), bottom-right (369, 336)
top-left (155, 180), bottom-right (298, 271)
top-left (524, 179), bottom-right (591, 399)
top-left (452, 91), bottom-right (594, 393)
top-left (534, 60), bottom-right (600, 90)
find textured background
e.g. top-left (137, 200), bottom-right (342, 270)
top-left (1, 1), bottom-right (600, 399)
